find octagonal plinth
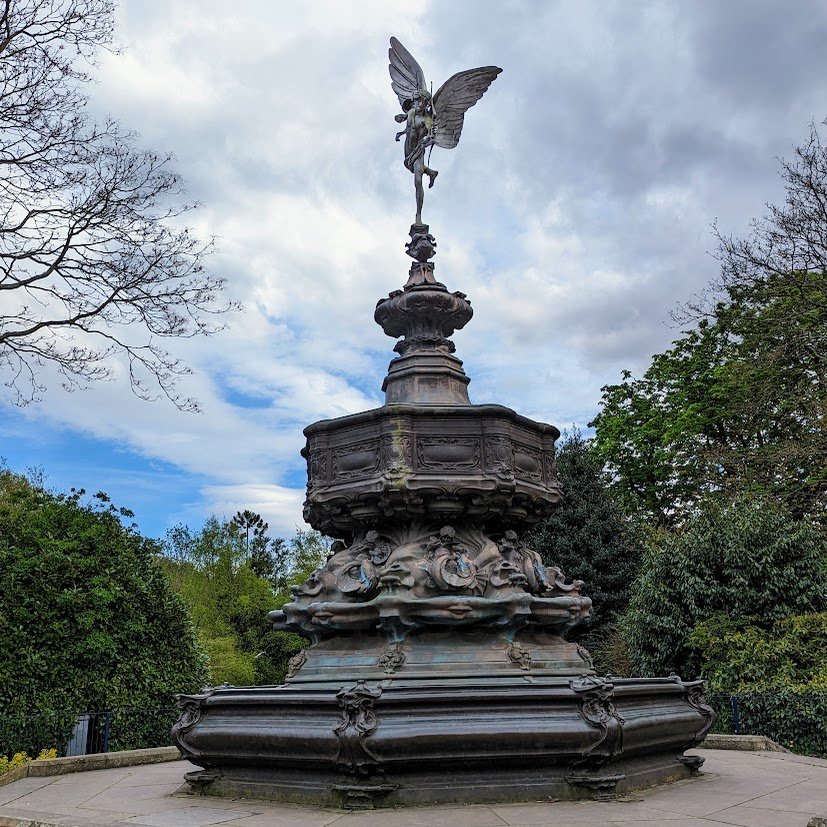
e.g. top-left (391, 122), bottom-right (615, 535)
top-left (303, 403), bottom-right (563, 540)
top-left (173, 673), bottom-right (713, 808)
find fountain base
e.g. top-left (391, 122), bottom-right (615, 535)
top-left (174, 632), bottom-right (712, 808)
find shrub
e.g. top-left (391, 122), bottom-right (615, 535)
top-left (621, 496), bottom-right (827, 678)
top-left (0, 748), bottom-right (58, 776)
top-left (0, 470), bottom-right (208, 754)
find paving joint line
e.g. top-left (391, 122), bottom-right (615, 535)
top-left (0, 776), bottom-right (59, 807)
top-left (705, 775), bottom-right (812, 818)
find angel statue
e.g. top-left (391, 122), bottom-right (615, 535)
top-left (389, 37), bottom-right (502, 226)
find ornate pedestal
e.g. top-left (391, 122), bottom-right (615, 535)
top-left (172, 228), bottom-right (713, 808)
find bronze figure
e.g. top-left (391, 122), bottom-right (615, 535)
top-left (389, 37), bottom-right (502, 224)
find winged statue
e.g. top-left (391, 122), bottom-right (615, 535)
top-left (389, 37), bottom-right (502, 226)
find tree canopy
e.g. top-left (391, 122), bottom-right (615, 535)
top-left (0, 0), bottom-right (234, 409)
top-left (160, 518), bottom-right (329, 685)
top-left (580, 120), bottom-right (827, 757)
top-left (0, 469), bottom-right (208, 721)
top-left (622, 496), bottom-right (827, 679)
top-left (591, 123), bottom-right (827, 526)
top-left (524, 431), bottom-right (642, 633)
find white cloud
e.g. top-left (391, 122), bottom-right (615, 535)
top-left (5, 0), bottom-right (827, 536)
top-left (199, 482), bottom-right (308, 539)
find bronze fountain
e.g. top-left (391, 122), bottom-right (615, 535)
top-left (172, 37), bottom-right (713, 808)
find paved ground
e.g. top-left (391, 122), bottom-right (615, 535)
top-left (1, 749), bottom-right (826, 827)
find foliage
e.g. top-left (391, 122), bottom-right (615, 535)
top-left (0, 748), bottom-right (58, 776)
top-left (0, 707), bottom-right (176, 757)
top-left (583, 625), bottom-right (633, 679)
top-left (688, 613), bottom-right (827, 693)
top-left (621, 496), bottom-right (827, 679)
top-left (199, 636), bottom-right (256, 687)
top-left (0, 0), bottom-right (235, 409)
top-left (0, 469), bottom-right (208, 753)
top-left (589, 325), bottom-right (730, 526)
top-left (160, 517), bottom-right (266, 685)
top-left (102, 707), bottom-right (178, 752)
top-left (690, 614), bottom-right (827, 756)
top-left (286, 529), bottom-right (331, 590)
top-left (254, 630), bottom-right (308, 685)
top-left (591, 122), bottom-right (827, 526)
top-left (231, 510), bottom-right (269, 556)
top-left (161, 518), bottom-right (329, 686)
top-left (524, 431), bottom-right (643, 638)
top-left (0, 752), bottom-right (29, 776)
top-left (0, 710), bottom-right (75, 759)
top-left (250, 529), bottom-right (327, 685)
top-left (707, 691), bottom-right (827, 758)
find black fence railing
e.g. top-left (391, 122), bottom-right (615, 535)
top-left (707, 692), bottom-right (827, 758)
top-left (0, 707), bottom-right (179, 758)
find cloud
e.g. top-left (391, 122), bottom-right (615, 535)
top-left (4, 0), bottom-right (827, 537)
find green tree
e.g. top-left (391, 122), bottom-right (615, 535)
top-left (688, 612), bottom-right (827, 758)
top-left (590, 321), bottom-right (733, 526)
top-left (688, 612), bottom-right (827, 693)
top-left (621, 496), bottom-right (827, 679)
top-left (248, 536), bottom-right (289, 591)
top-left (253, 528), bottom-right (329, 685)
top-left (161, 520), bottom-right (328, 686)
top-left (524, 431), bottom-right (643, 632)
top-left (230, 510), bottom-right (269, 556)
top-left (161, 517), bottom-right (262, 684)
top-left (0, 469), bottom-right (208, 749)
top-left (286, 529), bottom-right (330, 591)
top-left (591, 122), bottom-right (827, 525)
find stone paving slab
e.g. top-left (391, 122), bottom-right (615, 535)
top-left (0, 749), bottom-right (825, 827)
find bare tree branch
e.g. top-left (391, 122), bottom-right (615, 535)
top-left (0, 0), bottom-right (237, 410)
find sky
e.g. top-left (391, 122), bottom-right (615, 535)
top-left (2, 0), bottom-right (827, 541)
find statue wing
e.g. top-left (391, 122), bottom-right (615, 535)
top-left (389, 37), bottom-right (427, 105)
top-left (432, 66), bottom-right (502, 150)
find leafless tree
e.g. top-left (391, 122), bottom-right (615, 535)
top-left (715, 121), bottom-right (827, 291)
top-left (0, 0), bottom-right (235, 411)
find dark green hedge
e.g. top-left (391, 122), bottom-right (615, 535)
top-left (709, 692), bottom-right (827, 758)
top-left (0, 707), bottom-right (178, 756)
top-left (0, 472), bottom-right (208, 756)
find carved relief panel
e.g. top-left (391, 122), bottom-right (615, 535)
top-left (484, 435), bottom-right (513, 477)
top-left (379, 433), bottom-right (413, 476)
top-left (308, 450), bottom-right (329, 485)
top-left (416, 436), bottom-right (481, 471)
top-left (332, 441), bottom-right (381, 481)
top-left (512, 442), bottom-right (542, 481)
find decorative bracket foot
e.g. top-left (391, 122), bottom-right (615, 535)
top-left (566, 772), bottom-right (626, 797)
top-left (332, 782), bottom-right (398, 809)
top-left (678, 753), bottom-right (705, 775)
top-left (183, 770), bottom-right (221, 795)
